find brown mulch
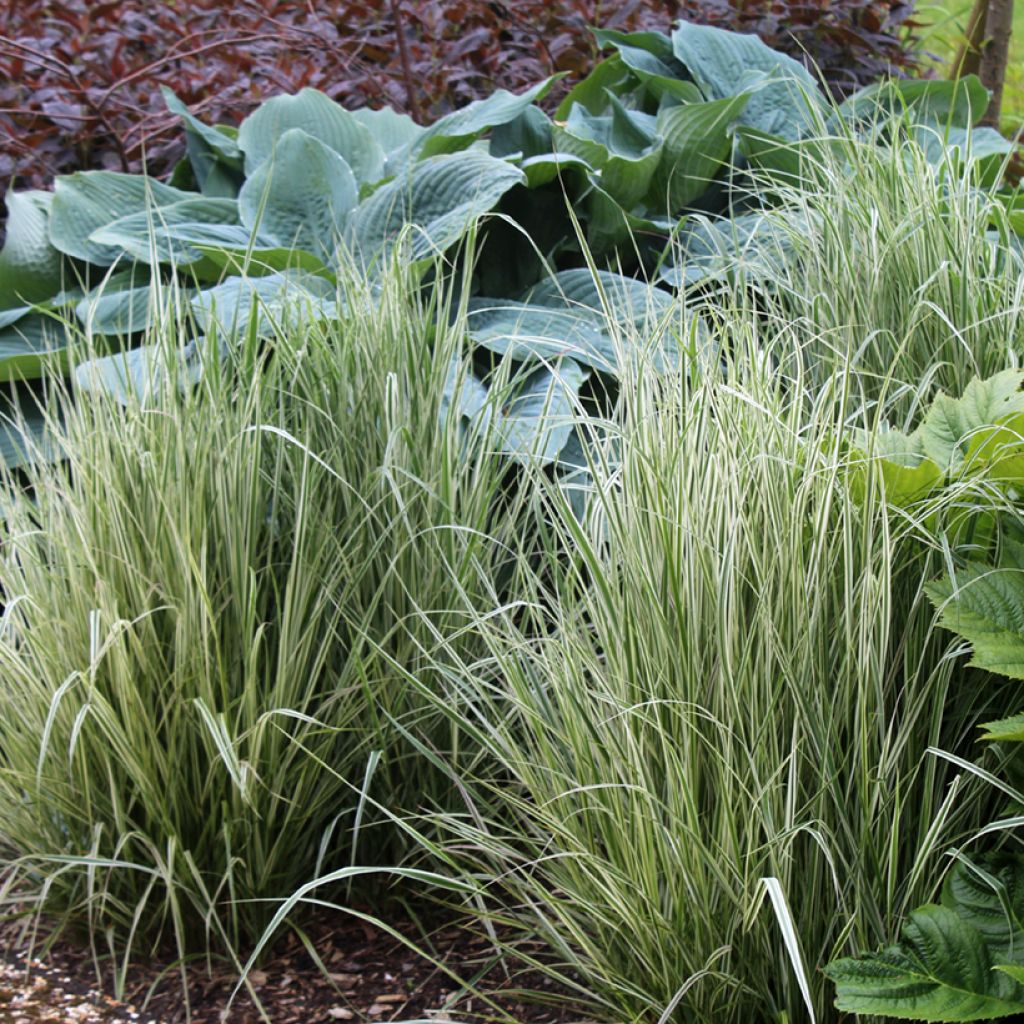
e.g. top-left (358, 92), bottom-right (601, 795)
top-left (0, 912), bottom-right (592, 1024)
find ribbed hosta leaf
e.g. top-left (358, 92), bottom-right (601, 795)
top-left (89, 198), bottom-right (240, 266)
top-left (347, 151), bottom-right (524, 267)
top-left (0, 190), bottom-right (65, 312)
top-left (671, 20), bottom-right (822, 140)
top-left (237, 88), bottom-right (385, 185)
top-left (0, 315), bottom-right (69, 382)
top-left (49, 172), bottom-right (193, 265)
top-left (239, 129), bottom-right (358, 261)
top-left (443, 357), bottom-right (588, 465)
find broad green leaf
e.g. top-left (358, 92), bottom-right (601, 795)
top-left (347, 151), bottom-right (524, 268)
top-left (0, 314), bottom-right (69, 382)
top-left (74, 267), bottom-right (156, 335)
top-left (49, 172), bottom-right (193, 265)
top-left (191, 270), bottom-right (337, 340)
top-left (916, 370), bottom-right (1024, 472)
top-left (927, 557), bottom-right (1024, 680)
top-left (981, 713), bottom-right (1024, 742)
top-left (237, 88), bottom-right (385, 185)
top-left (661, 211), bottom-right (800, 287)
top-left (194, 243), bottom-right (332, 280)
top-left (467, 269), bottom-right (679, 374)
top-left (0, 190), bottom-right (65, 310)
top-left (89, 198), bottom-right (240, 266)
top-left (490, 106), bottom-right (554, 160)
top-left (651, 93), bottom-right (750, 211)
top-left (239, 129), bottom-right (358, 262)
top-left (826, 904), bottom-right (1024, 1020)
top-left (75, 346), bottom-right (161, 404)
top-left (916, 125), bottom-right (1016, 189)
top-left (555, 54), bottom-right (633, 119)
top-left (0, 384), bottom-right (59, 470)
top-left (591, 28), bottom-right (701, 105)
top-left (160, 87), bottom-right (243, 164)
top-left (444, 357), bottom-right (588, 465)
top-left (671, 20), bottom-right (822, 140)
top-left (840, 76), bottom-right (990, 130)
top-left (941, 856), bottom-right (1024, 960)
top-left (350, 106), bottom-right (425, 161)
top-left (415, 80), bottom-right (556, 159)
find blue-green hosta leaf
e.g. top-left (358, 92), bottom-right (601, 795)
top-left (237, 88), bottom-right (385, 185)
top-left (927, 555), bottom-right (1024, 681)
top-left (490, 106), bottom-right (554, 160)
top-left (413, 80), bottom-right (556, 160)
top-left (467, 269), bottom-right (678, 374)
top-left (591, 28), bottom-right (701, 105)
top-left (651, 93), bottom-right (750, 211)
top-left (0, 314), bottom-right (69, 382)
top-left (191, 270), bottom-right (337, 340)
top-left (89, 198), bottom-right (240, 266)
top-left (916, 125), bottom-right (1015, 188)
top-left (443, 356), bottom-right (588, 465)
top-left (49, 172), bottom-right (194, 265)
top-left (671, 21), bottom-right (822, 140)
top-left (74, 343), bottom-right (206, 405)
top-left (516, 152), bottom-right (592, 189)
top-left (161, 87), bottom-right (243, 164)
top-left (0, 386), bottom-right (60, 471)
top-left (350, 106), bottom-right (425, 165)
top-left (193, 243), bottom-right (332, 280)
top-left (347, 151), bottom-right (524, 268)
top-left (840, 76), bottom-right (989, 130)
top-left (239, 129), bottom-right (359, 262)
top-left (0, 190), bottom-right (65, 311)
top-left (661, 211), bottom-right (801, 287)
top-left (74, 267), bottom-right (156, 335)
top-left (826, 903), bottom-right (1024, 1020)
top-left (555, 55), bottom-right (634, 119)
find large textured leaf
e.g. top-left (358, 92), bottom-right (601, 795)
top-left (591, 28), bottom-right (701, 105)
top-left (347, 151), bottom-right (524, 268)
top-left (467, 269), bottom-right (679, 374)
top-left (49, 172), bottom-right (193, 265)
top-left (926, 549), bottom-right (1024, 681)
top-left (161, 87), bottom-right (242, 164)
top-left (0, 384), bottom-right (60, 470)
top-left (554, 55), bottom-right (634, 119)
top-left (239, 129), bottom-right (359, 261)
top-left (840, 76), bottom-right (989, 130)
top-left (237, 88), bottom-right (385, 185)
top-left (74, 267), bottom-right (156, 335)
top-left (191, 270), bottom-right (337, 339)
top-left (414, 80), bottom-right (555, 159)
top-left (350, 106), bottom-right (425, 157)
top-left (661, 211), bottom-right (800, 287)
top-left (443, 357), bottom-right (588, 465)
top-left (75, 344), bottom-right (204, 405)
top-left (0, 190), bottom-right (65, 311)
top-left (0, 314), bottom-right (69, 382)
top-left (651, 93), bottom-right (750, 211)
top-left (671, 21), bottom-right (822, 140)
top-left (827, 904), bottom-right (1024, 1020)
top-left (89, 198), bottom-right (240, 266)
top-left (917, 370), bottom-right (1024, 472)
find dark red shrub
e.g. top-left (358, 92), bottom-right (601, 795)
top-left (0, 1), bottom-right (922, 199)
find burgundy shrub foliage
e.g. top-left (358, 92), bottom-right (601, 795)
top-left (0, 1), bottom-right (922, 195)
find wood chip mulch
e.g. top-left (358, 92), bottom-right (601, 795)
top-left (0, 911), bottom-right (593, 1024)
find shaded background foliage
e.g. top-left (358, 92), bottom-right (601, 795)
top-left (0, 1), bottom-right (922, 204)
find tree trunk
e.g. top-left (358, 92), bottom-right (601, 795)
top-left (950, 0), bottom-right (990, 78)
top-left (979, 0), bottom-right (1014, 126)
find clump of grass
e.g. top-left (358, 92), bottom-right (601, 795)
top-left (752, 120), bottom-right (1024, 405)
top-left (0, 258), bottom-right (519, 981)
top-left (406, 324), bottom-right (1021, 1023)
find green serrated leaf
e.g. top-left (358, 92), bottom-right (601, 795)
top-left (981, 713), bottom-right (1024, 742)
top-left (826, 903), bottom-right (1024, 1021)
